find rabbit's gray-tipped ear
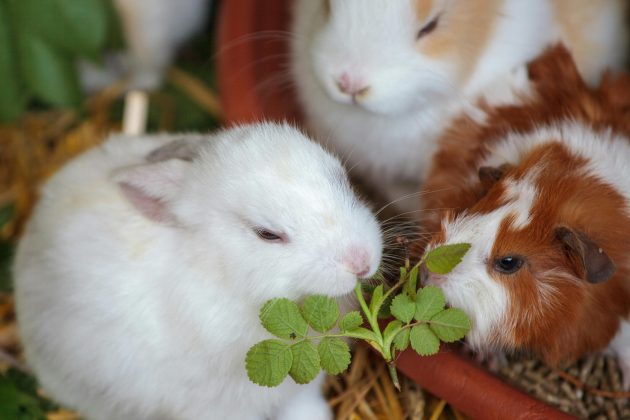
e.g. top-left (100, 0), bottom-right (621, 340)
top-left (112, 160), bottom-right (189, 224)
top-left (145, 138), bottom-right (204, 163)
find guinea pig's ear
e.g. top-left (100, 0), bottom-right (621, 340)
top-left (478, 164), bottom-right (511, 190)
top-left (112, 160), bottom-right (189, 224)
top-left (555, 226), bottom-right (615, 284)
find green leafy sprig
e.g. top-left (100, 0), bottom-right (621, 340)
top-left (246, 243), bottom-right (472, 390)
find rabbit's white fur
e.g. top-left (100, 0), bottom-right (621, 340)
top-left (14, 123), bottom-right (382, 420)
top-left (291, 0), bottom-right (628, 213)
top-left (80, 0), bottom-right (210, 90)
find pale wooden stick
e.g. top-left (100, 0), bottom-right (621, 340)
top-left (122, 90), bottom-right (149, 135)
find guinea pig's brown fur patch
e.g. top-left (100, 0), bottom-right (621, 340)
top-left (420, 44), bottom-right (630, 364)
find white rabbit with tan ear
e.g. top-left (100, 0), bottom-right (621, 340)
top-left (291, 0), bottom-right (629, 214)
top-left (14, 123), bottom-right (382, 420)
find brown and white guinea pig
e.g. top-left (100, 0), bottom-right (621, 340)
top-left (292, 0), bottom-right (629, 215)
top-left (418, 45), bottom-right (630, 388)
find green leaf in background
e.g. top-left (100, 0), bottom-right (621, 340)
top-left (289, 341), bottom-right (320, 384)
top-left (4, 369), bottom-right (58, 413)
top-left (259, 298), bottom-right (308, 340)
top-left (0, 204), bottom-right (15, 230)
top-left (301, 295), bottom-right (339, 333)
top-left (0, 371), bottom-right (46, 420)
top-left (409, 324), bottom-right (440, 356)
top-left (392, 328), bottom-right (410, 351)
top-left (0, 2), bottom-right (28, 122)
top-left (339, 311), bottom-right (363, 332)
top-left (0, 368), bottom-right (59, 420)
top-left (14, 0), bottom-right (108, 60)
top-left (245, 340), bottom-right (293, 387)
top-left (0, 241), bottom-right (14, 293)
top-left (425, 243), bottom-right (471, 275)
top-left (18, 31), bottom-right (81, 107)
top-left (414, 286), bottom-right (445, 322)
top-left (390, 294), bottom-right (415, 323)
top-left (52, 0), bottom-right (109, 59)
top-left (0, 204), bottom-right (15, 292)
top-left (318, 337), bottom-right (351, 375)
top-left (103, 0), bottom-right (125, 49)
top-left (429, 308), bottom-right (471, 343)
top-left (1, 0), bottom-right (123, 120)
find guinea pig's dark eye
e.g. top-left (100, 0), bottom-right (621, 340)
top-left (417, 15), bottom-right (439, 40)
top-left (254, 228), bottom-right (285, 243)
top-left (493, 256), bottom-right (524, 275)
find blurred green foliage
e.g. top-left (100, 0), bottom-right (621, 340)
top-left (0, 204), bottom-right (14, 292)
top-left (0, 0), bottom-right (123, 122)
top-left (0, 368), bottom-right (58, 419)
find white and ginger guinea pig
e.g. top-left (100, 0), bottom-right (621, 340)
top-left (14, 123), bottom-right (382, 420)
top-left (419, 46), bottom-right (630, 388)
top-left (292, 0), bottom-right (629, 213)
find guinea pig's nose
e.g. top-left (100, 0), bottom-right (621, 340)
top-left (335, 72), bottom-right (370, 97)
top-left (426, 270), bottom-right (447, 286)
top-left (419, 265), bottom-right (429, 285)
top-left (341, 246), bottom-right (371, 277)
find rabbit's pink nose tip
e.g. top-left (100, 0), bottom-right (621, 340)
top-left (335, 72), bottom-right (370, 97)
top-left (341, 246), bottom-right (371, 277)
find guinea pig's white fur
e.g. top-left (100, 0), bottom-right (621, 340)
top-left (80, 0), bottom-right (210, 91)
top-left (14, 123), bottom-right (382, 419)
top-left (291, 0), bottom-right (628, 213)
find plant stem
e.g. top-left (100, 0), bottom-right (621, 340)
top-left (387, 256), bottom-right (427, 301)
top-left (354, 283), bottom-right (384, 347)
top-left (387, 361), bottom-right (401, 391)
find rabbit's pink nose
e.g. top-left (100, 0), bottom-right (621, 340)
top-left (335, 72), bottom-right (370, 97)
top-left (341, 246), bottom-right (371, 277)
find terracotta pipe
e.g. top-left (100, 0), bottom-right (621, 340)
top-left (396, 348), bottom-right (575, 419)
top-left (216, 1), bottom-right (574, 418)
top-left (217, 0), bottom-right (300, 123)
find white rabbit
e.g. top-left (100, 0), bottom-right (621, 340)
top-left (291, 0), bottom-right (629, 214)
top-left (80, 0), bottom-right (210, 91)
top-left (14, 123), bottom-right (383, 420)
